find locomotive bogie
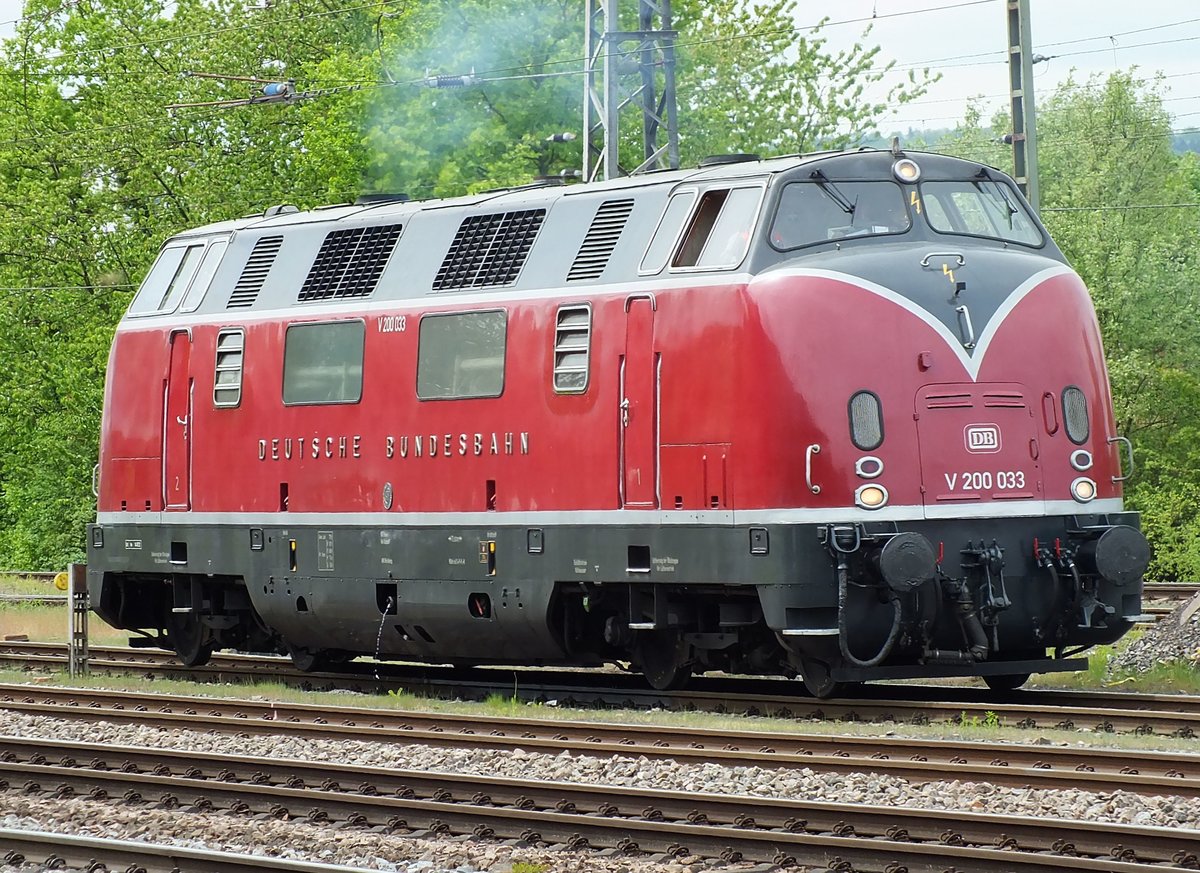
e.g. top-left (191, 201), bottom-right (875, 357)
top-left (87, 148), bottom-right (1150, 693)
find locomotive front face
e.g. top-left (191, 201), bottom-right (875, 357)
top-left (747, 152), bottom-right (1149, 694)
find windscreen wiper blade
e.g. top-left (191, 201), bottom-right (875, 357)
top-left (810, 170), bottom-right (856, 216)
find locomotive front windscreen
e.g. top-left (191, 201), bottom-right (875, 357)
top-left (920, 180), bottom-right (1042, 246)
top-left (769, 180), bottom-right (910, 249)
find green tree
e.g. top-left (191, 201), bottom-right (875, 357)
top-left (941, 73), bottom-right (1200, 579)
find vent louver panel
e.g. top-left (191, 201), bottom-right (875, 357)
top-left (227, 236), bottom-right (283, 309)
top-left (433, 209), bottom-right (545, 291)
top-left (568, 199), bottom-right (634, 281)
top-left (298, 223), bottom-right (403, 302)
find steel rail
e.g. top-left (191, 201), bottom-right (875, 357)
top-left (0, 743), bottom-right (1191, 872)
top-left (3, 643), bottom-right (1200, 734)
top-left (2, 685), bottom-right (1199, 796)
top-left (1143, 582), bottom-right (1200, 600)
top-left (0, 828), bottom-right (370, 872)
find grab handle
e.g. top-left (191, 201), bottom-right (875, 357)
top-left (805, 444), bottom-right (821, 495)
top-left (1108, 435), bottom-right (1135, 483)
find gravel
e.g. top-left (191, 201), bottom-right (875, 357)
top-left (1108, 598), bottom-right (1200, 675)
top-left (0, 706), bottom-right (1196, 871)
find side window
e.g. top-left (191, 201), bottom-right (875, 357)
top-left (213, 328), bottom-right (244, 408)
top-left (417, 311), bottom-right (506, 400)
top-left (181, 239), bottom-right (229, 313)
top-left (128, 243), bottom-right (205, 316)
top-left (282, 320), bottom-right (365, 405)
top-left (639, 191), bottom-right (697, 274)
top-left (553, 304), bottom-right (592, 393)
top-left (683, 186), bottom-right (763, 269)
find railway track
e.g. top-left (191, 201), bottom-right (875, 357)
top-left (0, 733), bottom-right (1194, 872)
top-left (1143, 582), bottom-right (1200, 600)
top-left (2, 683), bottom-right (1199, 797)
top-left (0, 828), bottom-right (363, 873)
top-left (2, 642), bottom-right (1199, 735)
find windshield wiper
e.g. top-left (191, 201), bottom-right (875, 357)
top-left (974, 172), bottom-right (1019, 229)
top-left (810, 170), bottom-right (857, 216)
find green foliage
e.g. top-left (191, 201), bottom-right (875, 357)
top-left (940, 73), bottom-right (1200, 580)
top-left (957, 709), bottom-right (1001, 729)
top-left (511, 863), bottom-right (547, 873)
top-left (0, 0), bottom-right (921, 567)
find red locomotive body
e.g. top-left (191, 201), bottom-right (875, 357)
top-left (87, 149), bottom-right (1150, 695)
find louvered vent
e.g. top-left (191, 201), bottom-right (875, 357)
top-left (227, 236), bottom-right (283, 309)
top-left (298, 223), bottom-right (403, 302)
top-left (983, 391), bottom-right (1026, 408)
top-left (553, 305), bottom-right (592, 393)
top-left (433, 209), bottom-right (545, 291)
top-left (567, 199), bottom-right (634, 281)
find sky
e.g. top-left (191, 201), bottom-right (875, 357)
top-left (0, 0), bottom-right (1197, 136)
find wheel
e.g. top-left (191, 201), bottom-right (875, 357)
top-left (167, 613), bottom-right (214, 667)
top-left (637, 630), bottom-right (693, 691)
top-left (799, 657), bottom-right (847, 699)
top-left (983, 672), bottom-right (1030, 692)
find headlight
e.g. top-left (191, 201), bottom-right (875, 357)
top-left (856, 483), bottom-right (889, 509)
top-left (1070, 449), bottom-right (1093, 471)
top-left (1071, 477), bottom-right (1097, 503)
top-left (892, 158), bottom-right (921, 183)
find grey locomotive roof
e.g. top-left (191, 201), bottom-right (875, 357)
top-left (131, 149), bottom-right (1024, 321)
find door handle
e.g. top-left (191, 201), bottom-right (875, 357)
top-left (805, 443), bottom-right (821, 495)
top-left (619, 397), bottom-right (630, 427)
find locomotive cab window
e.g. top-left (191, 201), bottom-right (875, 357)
top-left (127, 242), bottom-right (207, 316)
top-left (180, 238), bottom-right (229, 313)
top-left (417, 310), bottom-right (507, 400)
top-left (282, 320), bottom-right (365, 405)
top-left (673, 185), bottom-right (764, 270)
top-left (640, 190), bottom-right (697, 274)
top-left (770, 180), bottom-right (909, 250)
top-left (920, 180), bottom-right (1042, 246)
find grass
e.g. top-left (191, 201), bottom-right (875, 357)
top-left (0, 573), bottom-right (62, 597)
top-left (0, 601), bottom-right (128, 646)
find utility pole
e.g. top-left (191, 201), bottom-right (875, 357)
top-left (1006, 0), bottom-right (1040, 212)
top-left (583, 0), bottom-right (679, 182)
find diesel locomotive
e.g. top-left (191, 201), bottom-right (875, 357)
top-left (85, 146), bottom-right (1152, 697)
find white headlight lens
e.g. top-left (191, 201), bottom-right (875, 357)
top-left (892, 158), bottom-right (921, 183)
top-left (1071, 477), bottom-right (1096, 503)
top-left (855, 484), bottom-right (889, 509)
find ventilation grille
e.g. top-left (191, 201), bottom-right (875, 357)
top-left (983, 391), bottom-right (1026, 408)
top-left (298, 224), bottom-right (403, 302)
top-left (433, 209), bottom-right (545, 291)
top-left (924, 392), bottom-right (973, 409)
top-left (553, 305), bottom-right (592, 393)
top-left (227, 236), bottom-right (283, 309)
top-left (567, 199), bottom-right (633, 281)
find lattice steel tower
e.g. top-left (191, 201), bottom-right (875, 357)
top-left (583, 0), bottom-right (679, 182)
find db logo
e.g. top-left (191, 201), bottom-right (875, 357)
top-left (964, 424), bottom-right (1001, 453)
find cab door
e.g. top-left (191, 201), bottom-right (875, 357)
top-left (163, 329), bottom-right (193, 510)
top-left (620, 296), bottom-right (659, 508)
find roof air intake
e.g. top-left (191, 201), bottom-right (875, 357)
top-left (433, 209), bottom-right (546, 291)
top-left (298, 223), bottom-right (403, 302)
top-left (227, 235), bottom-right (283, 309)
top-left (567, 199), bottom-right (634, 282)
